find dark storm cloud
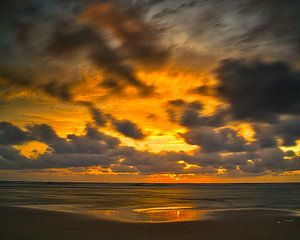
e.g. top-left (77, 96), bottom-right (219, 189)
top-left (47, 23), bottom-right (152, 94)
top-left (41, 81), bottom-right (73, 101)
top-left (182, 127), bottom-right (250, 153)
top-left (167, 99), bottom-right (229, 127)
top-left (88, 105), bottom-right (107, 127)
top-left (76, 101), bottom-right (146, 139)
top-left (78, 101), bottom-right (107, 127)
top-left (0, 65), bottom-right (75, 101)
top-left (0, 121), bottom-right (299, 175)
top-left (44, 1), bottom-right (171, 95)
top-left (0, 122), bottom-right (30, 145)
top-left (252, 118), bottom-right (300, 148)
top-left (27, 123), bottom-right (59, 142)
top-left (252, 124), bottom-right (277, 149)
top-left (239, 0), bottom-right (300, 57)
top-left (1, 1), bottom-right (300, 176)
top-left (215, 59), bottom-right (300, 121)
top-left (0, 0), bottom-right (171, 134)
top-left (237, 148), bottom-right (297, 174)
top-left (273, 116), bottom-right (300, 146)
top-left (82, 2), bottom-right (170, 67)
top-left (111, 119), bottom-right (145, 139)
top-left (152, 1), bottom-right (197, 19)
top-left (0, 144), bottom-right (30, 169)
top-left (99, 78), bottom-right (123, 93)
top-left (27, 123), bottom-right (120, 154)
top-left (0, 0), bottom-right (80, 100)
top-left (152, 0), bottom-right (300, 63)
top-left (0, 123), bottom-right (178, 172)
top-left (0, 0), bottom-right (170, 99)
top-left (0, 124), bottom-right (122, 169)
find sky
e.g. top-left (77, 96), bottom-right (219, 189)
top-left (0, 0), bottom-right (300, 183)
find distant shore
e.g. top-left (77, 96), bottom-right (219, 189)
top-left (0, 206), bottom-right (299, 240)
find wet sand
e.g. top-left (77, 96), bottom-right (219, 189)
top-left (0, 206), bottom-right (299, 240)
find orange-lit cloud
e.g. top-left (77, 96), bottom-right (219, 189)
top-left (0, 0), bottom-right (300, 183)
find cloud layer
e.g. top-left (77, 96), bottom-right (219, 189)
top-left (1, 0), bottom-right (300, 180)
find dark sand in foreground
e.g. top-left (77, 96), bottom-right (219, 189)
top-left (0, 206), bottom-right (299, 240)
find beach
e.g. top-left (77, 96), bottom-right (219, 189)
top-left (0, 182), bottom-right (299, 239)
top-left (1, 206), bottom-right (299, 240)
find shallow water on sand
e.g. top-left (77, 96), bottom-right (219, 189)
top-left (0, 182), bottom-right (299, 222)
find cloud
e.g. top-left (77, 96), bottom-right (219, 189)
top-left (182, 127), bottom-right (250, 153)
top-left (157, 0), bottom-right (300, 64)
top-left (167, 99), bottom-right (229, 127)
top-left (78, 101), bottom-right (107, 127)
top-left (0, 0), bottom-right (81, 101)
top-left (1, 1), bottom-right (300, 178)
top-left (111, 119), bottom-right (145, 139)
top-left (272, 116), bottom-right (300, 146)
top-left (0, 124), bottom-right (123, 169)
top-left (0, 0), bottom-right (168, 101)
top-left (0, 144), bottom-right (30, 169)
top-left (252, 124), bottom-right (277, 148)
top-left (82, 2), bottom-right (170, 67)
top-left (44, 1), bottom-right (171, 96)
top-left (215, 59), bottom-right (300, 121)
top-left (27, 123), bottom-right (120, 154)
top-left (0, 121), bottom-right (299, 175)
top-left (0, 0), bottom-right (166, 139)
top-left (76, 101), bottom-right (146, 139)
top-left (47, 22), bottom-right (153, 95)
top-left (239, 0), bottom-right (300, 57)
top-left (0, 122), bottom-right (30, 145)
top-left (152, 1), bottom-right (197, 19)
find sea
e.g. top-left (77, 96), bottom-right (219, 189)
top-left (0, 182), bottom-right (299, 222)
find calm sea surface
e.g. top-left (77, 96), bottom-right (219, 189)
top-left (0, 182), bottom-right (299, 222)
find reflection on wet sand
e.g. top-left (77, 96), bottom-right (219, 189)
top-left (92, 207), bottom-right (209, 223)
top-left (19, 204), bottom-right (209, 223)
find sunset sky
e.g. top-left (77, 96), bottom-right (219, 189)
top-left (0, 0), bottom-right (300, 182)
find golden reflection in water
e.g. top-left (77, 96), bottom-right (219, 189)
top-left (91, 206), bottom-right (209, 223)
top-left (21, 204), bottom-right (209, 223)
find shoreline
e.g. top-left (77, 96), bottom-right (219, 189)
top-left (6, 204), bottom-right (300, 223)
top-left (1, 206), bottom-right (299, 240)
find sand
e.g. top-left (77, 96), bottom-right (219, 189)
top-left (0, 206), bottom-right (299, 240)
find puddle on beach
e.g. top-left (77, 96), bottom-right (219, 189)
top-left (90, 206), bottom-right (209, 222)
top-left (18, 204), bottom-right (209, 223)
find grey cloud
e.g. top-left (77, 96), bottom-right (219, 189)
top-left (0, 121), bottom-right (299, 175)
top-left (0, 122), bottom-right (30, 145)
top-left (238, 148), bottom-right (297, 174)
top-left (253, 124), bottom-right (277, 149)
top-left (273, 116), bottom-right (300, 146)
top-left (155, 0), bottom-right (300, 63)
top-left (215, 59), bottom-right (300, 121)
top-left (78, 101), bottom-right (107, 127)
top-left (76, 101), bottom-right (146, 140)
top-left (0, 0), bottom-right (166, 101)
top-left (47, 22), bottom-right (153, 94)
top-left (83, 1), bottom-right (170, 68)
top-left (28, 123), bottom-right (120, 154)
top-left (111, 119), bottom-right (145, 139)
top-left (0, 124), bottom-right (123, 169)
top-left (182, 127), bottom-right (250, 153)
top-left (110, 164), bottom-right (137, 173)
top-left (0, 0), bottom-right (81, 101)
top-left (0, 145), bottom-right (30, 169)
top-left (239, 0), bottom-right (300, 57)
top-left (167, 99), bottom-right (229, 127)
top-left (152, 1), bottom-right (197, 19)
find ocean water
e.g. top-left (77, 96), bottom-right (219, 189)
top-left (0, 182), bottom-right (299, 222)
